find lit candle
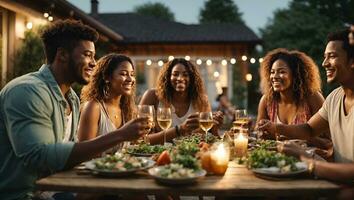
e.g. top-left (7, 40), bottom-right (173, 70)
top-left (210, 142), bottom-right (230, 175)
top-left (234, 132), bottom-right (248, 157)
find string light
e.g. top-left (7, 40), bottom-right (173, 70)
top-left (141, 56), bottom-right (265, 68)
top-left (221, 59), bottom-right (227, 66)
top-left (206, 59), bottom-right (212, 66)
top-left (26, 22), bottom-right (33, 30)
top-left (213, 71), bottom-right (220, 78)
top-left (245, 73), bottom-right (252, 81)
top-left (43, 12), bottom-right (49, 18)
top-left (196, 59), bottom-right (202, 65)
top-left (48, 16), bottom-right (54, 22)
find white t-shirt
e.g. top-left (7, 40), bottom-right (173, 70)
top-left (318, 87), bottom-right (354, 163)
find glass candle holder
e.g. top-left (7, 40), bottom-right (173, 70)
top-left (210, 142), bottom-right (230, 175)
top-left (234, 130), bottom-right (249, 158)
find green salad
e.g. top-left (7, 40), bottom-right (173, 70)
top-left (94, 153), bottom-right (148, 171)
top-left (247, 149), bottom-right (300, 173)
top-left (156, 163), bottom-right (197, 178)
top-left (173, 133), bottom-right (217, 145)
top-left (127, 143), bottom-right (168, 155)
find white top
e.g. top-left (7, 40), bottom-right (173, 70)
top-left (318, 87), bottom-right (354, 163)
top-left (99, 101), bottom-right (124, 151)
top-left (63, 112), bottom-right (72, 142)
top-left (159, 101), bottom-right (196, 127)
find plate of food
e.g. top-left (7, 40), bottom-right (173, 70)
top-left (247, 149), bottom-right (308, 178)
top-left (127, 143), bottom-right (168, 157)
top-left (248, 139), bottom-right (279, 151)
top-left (173, 132), bottom-right (217, 145)
top-left (85, 153), bottom-right (155, 177)
top-left (148, 163), bottom-right (206, 185)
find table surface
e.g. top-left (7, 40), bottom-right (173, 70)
top-left (36, 162), bottom-right (341, 197)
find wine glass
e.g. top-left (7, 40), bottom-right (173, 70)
top-left (233, 109), bottom-right (249, 132)
top-left (137, 105), bottom-right (155, 144)
top-left (199, 112), bottom-right (214, 142)
top-left (157, 107), bottom-right (172, 146)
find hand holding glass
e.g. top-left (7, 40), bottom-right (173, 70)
top-left (137, 105), bottom-right (154, 144)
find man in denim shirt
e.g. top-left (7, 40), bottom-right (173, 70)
top-left (0, 20), bottom-right (149, 200)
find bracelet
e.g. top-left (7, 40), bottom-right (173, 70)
top-left (308, 159), bottom-right (317, 178)
top-left (175, 125), bottom-right (181, 137)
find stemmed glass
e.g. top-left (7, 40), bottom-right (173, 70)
top-left (233, 109), bottom-right (249, 130)
top-left (157, 107), bottom-right (172, 146)
top-left (199, 112), bottom-right (214, 142)
top-left (137, 105), bottom-right (155, 144)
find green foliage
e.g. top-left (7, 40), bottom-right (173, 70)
top-left (134, 2), bottom-right (175, 21)
top-left (260, 0), bottom-right (353, 95)
top-left (199, 0), bottom-right (245, 24)
top-left (232, 64), bottom-right (246, 108)
top-left (12, 30), bottom-right (44, 79)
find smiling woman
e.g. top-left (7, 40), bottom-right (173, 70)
top-left (256, 48), bottom-right (333, 160)
top-left (139, 58), bottom-right (224, 145)
top-left (78, 54), bottom-right (137, 151)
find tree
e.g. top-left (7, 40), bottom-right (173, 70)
top-left (199, 0), bottom-right (245, 24)
top-left (260, 0), bottom-right (353, 95)
top-left (12, 30), bottom-right (44, 79)
top-left (134, 2), bottom-right (175, 21)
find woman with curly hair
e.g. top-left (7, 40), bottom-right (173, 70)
top-left (78, 53), bottom-right (137, 150)
top-left (140, 58), bottom-right (223, 144)
top-left (256, 48), bottom-right (332, 159)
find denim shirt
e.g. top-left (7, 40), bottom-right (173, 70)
top-left (0, 65), bottom-right (79, 200)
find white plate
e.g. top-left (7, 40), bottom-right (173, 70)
top-left (251, 162), bottom-right (308, 178)
top-left (148, 167), bottom-right (206, 185)
top-left (85, 158), bottom-right (155, 177)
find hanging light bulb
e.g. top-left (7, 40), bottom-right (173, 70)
top-left (146, 59), bottom-right (152, 66)
top-left (196, 59), bottom-right (202, 65)
top-left (230, 58), bottom-right (236, 64)
top-left (221, 59), bottom-right (227, 66)
top-left (206, 59), bottom-right (212, 66)
top-left (185, 55), bottom-right (190, 61)
top-left (43, 12), bottom-right (49, 18)
top-left (158, 60), bottom-right (164, 67)
top-left (168, 55), bottom-right (174, 61)
top-left (242, 55), bottom-right (247, 61)
top-left (259, 58), bottom-right (264, 63)
top-left (48, 16), bottom-right (54, 22)
top-left (250, 58), bottom-right (256, 64)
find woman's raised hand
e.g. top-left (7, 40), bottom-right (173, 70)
top-left (257, 119), bottom-right (277, 139)
top-left (117, 117), bottom-right (151, 141)
top-left (179, 113), bottom-right (200, 135)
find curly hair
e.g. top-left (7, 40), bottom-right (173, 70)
top-left (260, 48), bottom-right (322, 105)
top-left (156, 58), bottom-right (209, 111)
top-left (40, 19), bottom-right (99, 64)
top-left (81, 54), bottom-right (136, 121)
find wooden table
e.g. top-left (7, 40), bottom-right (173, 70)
top-left (36, 162), bottom-right (341, 198)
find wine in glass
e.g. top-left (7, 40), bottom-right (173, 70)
top-left (137, 105), bottom-right (155, 144)
top-left (233, 109), bottom-right (249, 132)
top-left (199, 112), bottom-right (214, 142)
top-left (157, 107), bottom-right (172, 146)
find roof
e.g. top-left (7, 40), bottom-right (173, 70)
top-left (8, 0), bottom-right (123, 42)
top-left (92, 13), bottom-right (261, 44)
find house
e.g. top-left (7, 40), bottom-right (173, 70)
top-left (0, 0), bottom-right (122, 87)
top-left (89, 0), bottom-right (261, 105)
top-left (0, 0), bottom-right (261, 107)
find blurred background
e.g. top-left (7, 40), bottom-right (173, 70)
top-left (0, 0), bottom-right (353, 115)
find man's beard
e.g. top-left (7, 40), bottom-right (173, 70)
top-left (68, 57), bottom-right (89, 85)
